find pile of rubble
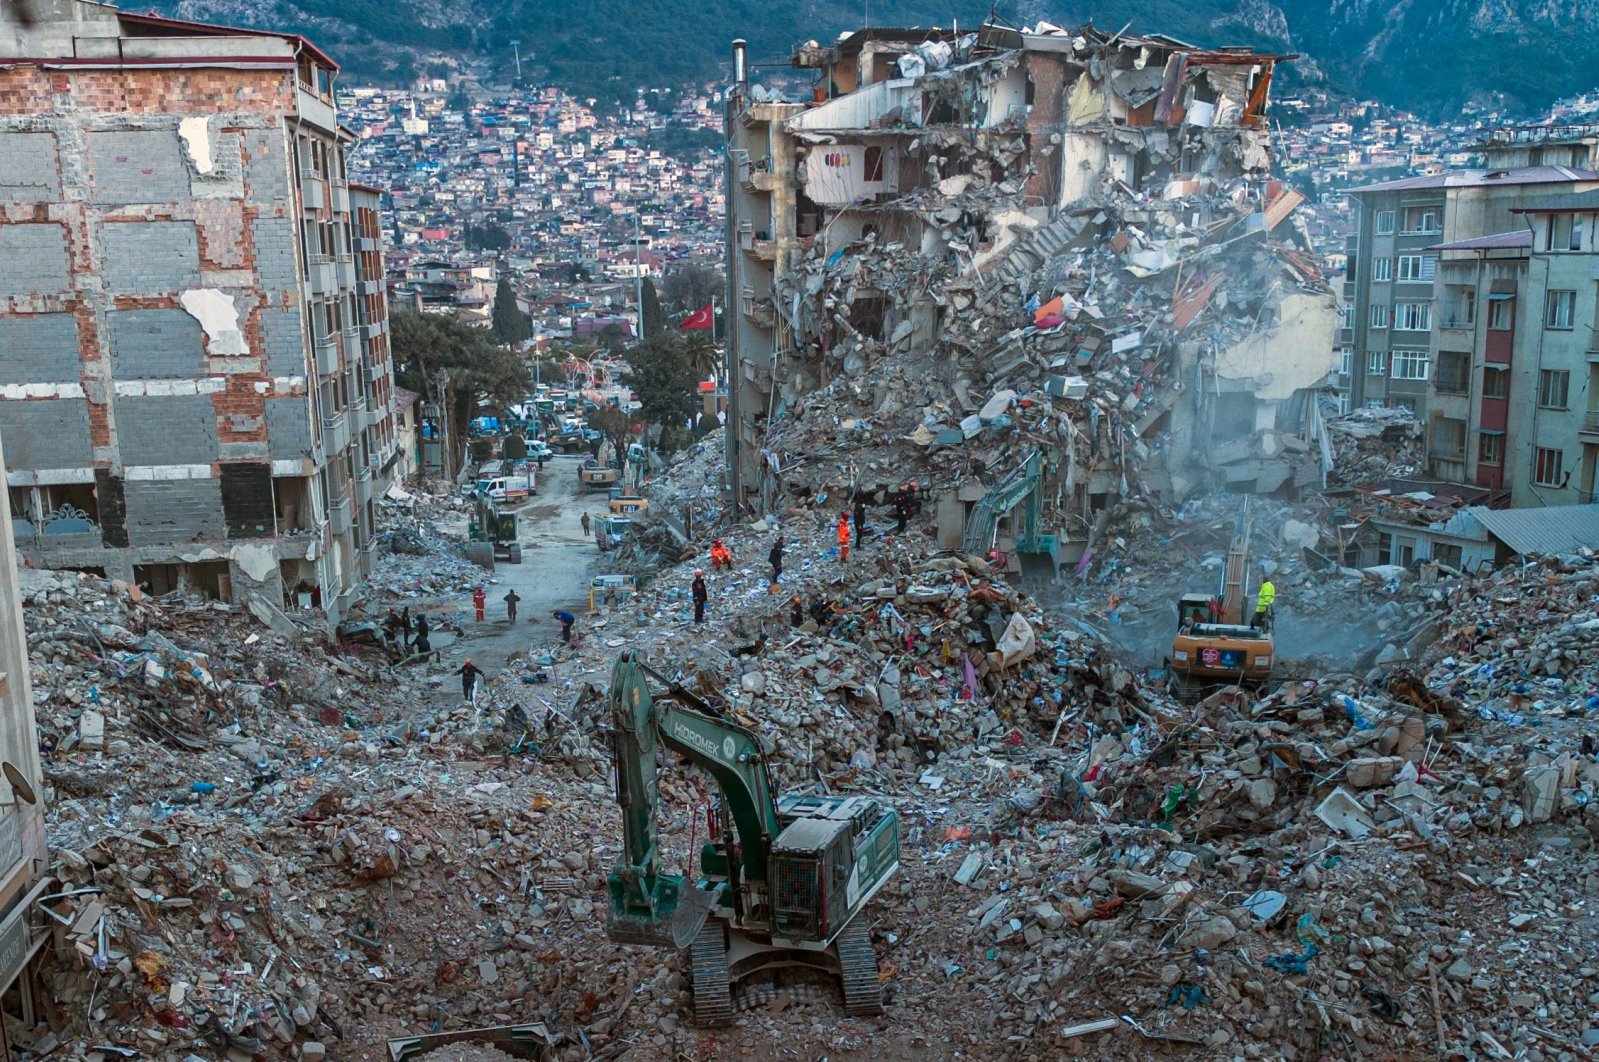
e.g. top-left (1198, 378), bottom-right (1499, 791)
top-left (1326, 405), bottom-right (1425, 488)
top-left (367, 490), bottom-right (485, 596)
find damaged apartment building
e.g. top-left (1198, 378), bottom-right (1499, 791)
top-left (0, 0), bottom-right (399, 626)
top-left (724, 23), bottom-right (1337, 569)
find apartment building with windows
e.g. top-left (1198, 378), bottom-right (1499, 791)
top-left (0, 1), bottom-right (398, 627)
top-left (1505, 193), bottom-right (1599, 507)
top-left (1342, 167), bottom-right (1599, 421)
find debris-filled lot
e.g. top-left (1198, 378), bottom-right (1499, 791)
top-left (19, 438), bottom-right (1599, 1061)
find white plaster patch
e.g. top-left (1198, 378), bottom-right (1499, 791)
top-left (112, 378), bottom-right (226, 397)
top-left (0, 383), bottom-right (85, 400)
top-left (252, 381), bottom-right (271, 393)
top-left (271, 459), bottom-right (312, 475)
top-left (179, 289), bottom-right (249, 356)
top-left (179, 117), bottom-right (214, 175)
top-left (273, 376), bottom-right (307, 393)
top-left (124, 464), bottom-right (214, 481)
top-left (231, 543), bottom-right (280, 582)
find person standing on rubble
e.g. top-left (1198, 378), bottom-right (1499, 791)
top-left (503, 589), bottom-right (521, 624)
top-left (411, 613), bottom-right (431, 656)
top-left (906, 481), bottom-right (922, 519)
top-left (837, 510), bottom-right (851, 562)
top-left (691, 570), bottom-right (709, 624)
top-left (789, 593), bottom-right (804, 628)
top-left (1253, 577), bottom-right (1276, 630)
top-left (852, 497), bottom-right (868, 543)
top-left (769, 536), bottom-right (785, 582)
top-left (552, 608), bottom-right (576, 644)
top-left (472, 586), bottom-right (487, 623)
top-left (456, 658), bottom-right (485, 705)
top-left (892, 487), bottom-right (909, 534)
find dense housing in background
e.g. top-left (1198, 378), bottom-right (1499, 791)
top-left (0, 0), bottom-right (397, 627)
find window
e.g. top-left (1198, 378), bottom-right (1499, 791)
top-left (1533, 447), bottom-right (1564, 486)
top-left (1488, 297), bottom-right (1513, 331)
top-left (1337, 391), bottom-right (1351, 414)
top-left (1340, 346), bottom-right (1353, 375)
top-left (1431, 417), bottom-right (1466, 458)
top-left (1538, 368), bottom-right (1570, 409)
top-left (1363, 398), bottom-right (1385, 409)
top-left (1388, 397), bottom-right (1417, 413)
top-left (1478, 432), bottom-right (1503, 465)
top-left (1370, 303), bottom-right (1390, 329)
top-left (1402, 205), bottom-right (1441, 235)
top-left (1545, 289), bottom-right (1575, 329)
top-left (863, 145), bottom-right (885, 183)
top-left (1391, 349), bottom-right (1429, 380)
top-left (1397, 255), bottom-right (1435, 282)
top-left (1546, 212), bottom-right (1583, 252)
top-left (1459, 287), bottom-right (1475, 325)
top-left (1436, 350), bottom-right (1469, 394)
top-left (1366, 350), bottom-right (1387, 375)
top-left (1482, 366), bottom-right (1509, 399)
top-left (1339, 303), bottom-right (1353, 328)
top-left (1433, 543), bottom-right (1463, 568)
top-left (1375, 210), bottom-right (1396, 236)
top-left (1393, 536), bottom-right (1416, 566)
top-left (1371, 257), bottom-right (1393, 282)
top-left (1393, 301), bottom-right (1431, 331)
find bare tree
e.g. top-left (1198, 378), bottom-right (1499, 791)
top-left (660, 262), bottom-right (724, 314)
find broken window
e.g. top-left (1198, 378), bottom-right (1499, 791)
top-left (1430, 417), bottom-right (1466, 458)
top-left (863, 146), bottom-right (885, 183)
top-left (1433, 543), bottom-right (1463, 568)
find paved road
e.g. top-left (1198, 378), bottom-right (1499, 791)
top-left (452, 453), bottom-right (611, 675)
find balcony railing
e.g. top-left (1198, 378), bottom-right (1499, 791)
top-left (1580, 409), bottom-right (1599, 436)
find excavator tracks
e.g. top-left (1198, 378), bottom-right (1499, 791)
top-left (688, 922), bottom-right (733, 1026)
top-left (835, 918), bottom-right (884, 1016)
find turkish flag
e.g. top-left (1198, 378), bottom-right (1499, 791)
top-left (680, 303), bottom-right (714, 330)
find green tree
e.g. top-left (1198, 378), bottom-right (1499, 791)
top-left (660, 262), bottom-right (723, 314)
top-left (503, 434), bottom-right (528, 461)
top-left (466, 223), bottom-right (512, 253)
top-left (391, 309), bottom-right (531, 471)
top-left (640, 277), bottom-right (666, 340)
top-left (491, 278), bottom-right (530, 345)
top-left (695, 412), bottom-right (721, 438)
top-left (622, 335), bottom-right (699, 451)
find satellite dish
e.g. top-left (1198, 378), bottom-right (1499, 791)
top-left (2, 762), bottom-right (37, 806)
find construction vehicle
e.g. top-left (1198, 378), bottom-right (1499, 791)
top-left (578, 465), bottom-right (620, 490)
top-left (1169, 497), bottom-right (1274, 697)
top-left (961, 450), bottom-right (1060, 579)
top-left (604, 653), bottom-right (899, 1025)
top-left (608, 486), bottom-right (648, 516)
top-left (466, 496), bottom-right (522, 566)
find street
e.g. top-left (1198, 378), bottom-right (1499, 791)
top-left (450, 452), bottom-right (609, 674)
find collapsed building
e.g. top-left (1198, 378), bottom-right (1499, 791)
top-left (724, 24), bottom-right (1338, 573)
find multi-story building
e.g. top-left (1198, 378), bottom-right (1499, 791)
top-left (1341, 167), bottom-right (1599, 422)
top-left (1504, 193), bottom-right (1599, 506)
top-left (0, 1), bottom-right (398, 626)
top-left (0, 432), bottom-right (48, 1009)
top-left (724, 25), bottom-right (1335, 522)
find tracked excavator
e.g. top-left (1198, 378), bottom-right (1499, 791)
top-left (603, 653), bottom-right (900, 1025)
top-left (1169, 497), bottom-right (1275, 698)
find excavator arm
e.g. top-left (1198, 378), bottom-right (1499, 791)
top-left (605, 652), bottom-right (781, 950)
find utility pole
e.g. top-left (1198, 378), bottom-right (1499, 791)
top-left (634, 212), bottom-right (644, 340)
top-left (510, 40), bottom-right (523, 83)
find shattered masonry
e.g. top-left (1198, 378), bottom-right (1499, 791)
top-left (0, 1), bottom-right (399, 627)
top-left (725, 23), bottom-right (1338, 573)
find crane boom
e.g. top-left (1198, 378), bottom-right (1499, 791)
top-left (1218, 496), bottom-right (1254, 624)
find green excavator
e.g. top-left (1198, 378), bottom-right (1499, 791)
top-left (604, 652), bottom-right (900, 1024)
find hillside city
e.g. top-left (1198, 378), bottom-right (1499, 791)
top-left (0, 5), bottom-right (1596, 1061)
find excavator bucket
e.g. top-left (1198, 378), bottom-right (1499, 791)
top-left (605, 882), bottom-right (720, 950)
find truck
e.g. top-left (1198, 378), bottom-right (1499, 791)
top-left (604, 654), bottom-right (899, 1025)
top-left (477, 470), bottom-right (537, 504)
top-left (578, 465), bottom-right (621, 490)
top-left (596, 514), bottom-right (630, 551)
top-left (1169, 497), bottom-right (1274, 698)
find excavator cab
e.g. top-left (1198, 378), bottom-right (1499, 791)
top-left (1177, 593), bottom-right (1213, 630)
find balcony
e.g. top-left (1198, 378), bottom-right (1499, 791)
top-left (354, 469), bottom-right (375, 506)
top-left (742, 295), bottom-right (776, 328)
top-left (336, 256), bottom-right (357, 291)
top-left (300, 177), bottom-right (325, 212)
top-left (328, 491), bottom-right (353, 535)
top-left (1580, 409), bottom-right (1599, 439)
top-left (355, 236), bottom-right (377, 253)
top-left (360, 278), bottom-right (383, 297)
top-left (308, 258), bottom-right (337, 296)
top-left (313, 335), bottom-right (339, 376)
top-left (1586, 349), bottom-right (1599, 364)
top-left (362, 318), bottom-right (386, 340)
top-left (1438, 318), bottom-right (1474, 332)
top-left (330, 183), bottom-right (350, 214)
top-left (322, 412), bottom-right (351, 454)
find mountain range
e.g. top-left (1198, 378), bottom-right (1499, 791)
top-left (149, 0), bottom-right (1599, 116)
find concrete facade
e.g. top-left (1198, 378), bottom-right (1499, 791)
top-left (0, 1), bottom-right (399, 628)
top-left (0, 431), bottom-right (49, 999)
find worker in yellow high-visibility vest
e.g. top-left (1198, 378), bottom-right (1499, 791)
top-left (1253, 578), bottom-right (1276, 630)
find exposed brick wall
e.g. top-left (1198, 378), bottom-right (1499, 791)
top-left (94, 469), bottom-right (128, 548)
top-left (219, 462), bottom-right (275, 538)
